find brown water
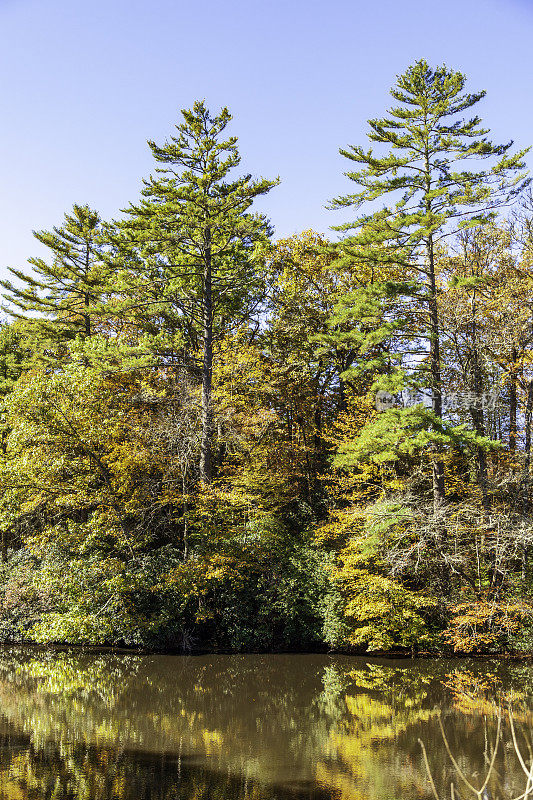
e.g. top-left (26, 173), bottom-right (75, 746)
top-left (0, 649), bottom-right (530, 799)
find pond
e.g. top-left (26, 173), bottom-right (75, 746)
top-left (0, 649), bottom-right (530, 799)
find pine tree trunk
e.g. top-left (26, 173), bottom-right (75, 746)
top-left (84, 242), bottom-right (91, 337)
top-left (427, 259), bottom-right (449, 592)
top-left (200, 244), bottom-right (213, 485)
top-left (423, 135), bottom-right (446, 517)
top-left (427, 235), bottom-right (446, 514)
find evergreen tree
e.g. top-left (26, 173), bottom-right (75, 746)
top-left (0, 322), bottom-right (27, 398)
top-left (330, 59), bottom-right (529, 513)
top-left (0, 204), bottom-right (106, 363)
top-left (0, 321), bottom-right (28, 454)
top-left (110, 102), bottom-right (278, 484)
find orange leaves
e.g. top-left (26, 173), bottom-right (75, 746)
top-left (446, 599), bottom-right (532, 653)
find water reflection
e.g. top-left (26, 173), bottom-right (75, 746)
top-left (0, 649), bottom-right (529, 799)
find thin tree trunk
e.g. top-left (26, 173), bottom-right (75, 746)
top-left (509, 347), bottom-right (518, 453)
top-left (200, 243), bottom-right (213, 485)
top-left (520, 380), bottom-right (533, 580)
top-left (423, 135), bottom-right (446, 516)
top-left (521, 380), bottom-right (533, 517)
top-left (471, 402), bottom-right (490, 515)
top-left (427, 235), bottom-right (446, 513)
top-left (84, 242), bottom-right (91, 337)
top-left (470, 289), bottom-right (490, 515)
top-left (182, 471), bottom-right (189, 560)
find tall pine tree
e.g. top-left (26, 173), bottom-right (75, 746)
top-left (0, 204), bottom-right (106, 363)
top-left (110, 102), bottom-right (278, 484)
top-left (330, 59), bottom-right (529, 513)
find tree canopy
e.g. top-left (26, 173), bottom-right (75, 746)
top-left (0, 67), bottom-right (532, 655)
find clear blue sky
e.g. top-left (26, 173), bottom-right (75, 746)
top-left (1, 0), bottom-right (532, 277)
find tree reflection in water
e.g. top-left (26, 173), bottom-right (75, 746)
top-left (0, 650), bottom-right (530, 799)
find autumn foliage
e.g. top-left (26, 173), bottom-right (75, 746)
top-left (1, 64), bottom-right (533, 653)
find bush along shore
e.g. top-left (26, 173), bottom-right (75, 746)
top-left (1, 61), bottom-right (533, 655)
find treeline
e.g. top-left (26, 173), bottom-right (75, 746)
top-left (0, 60), bottom-right (533, 653)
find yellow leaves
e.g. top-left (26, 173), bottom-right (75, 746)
top-left (1, 365), bottom-right (201, 561)
top-left (315, 505), bottom-right (365, 547)
top-left (328, 552), bottom-right (436, 650)
top-left (269, 230), bottom-right (336, 287)
top-left (213, 330), bottom-right (320, 515)
top-left (104, 440), bottom-right (154, 503)
top-left (445, 599), bottom-right (532, 653)
top-left (204, 554), bottom-right (243, 584)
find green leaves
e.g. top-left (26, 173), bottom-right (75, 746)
top-left (331, 59), bottom-right (529, 258)
top-left (103, 103), bottom-right (278, 369)
top-left (326, 59), bottom-right (530, 512)
top-left (1, 204), bottom-right (107, 363)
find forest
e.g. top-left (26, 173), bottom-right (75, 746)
top-left (0, 59), bottom-right (532, 654)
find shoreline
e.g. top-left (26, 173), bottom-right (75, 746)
top-left (0, 640), bottom-right (531, 660)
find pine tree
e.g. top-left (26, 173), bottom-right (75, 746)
top-left (0, 321), bottom-right (28, 454)
top-left (0, 204), bottom-right (106, 362)
top-left (330, 59), bottom-right (530, 513)
top-left (110, 102), bottom-right (278, 484)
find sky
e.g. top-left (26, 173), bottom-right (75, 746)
top-left (1, 0), bottom-right (532, 278)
